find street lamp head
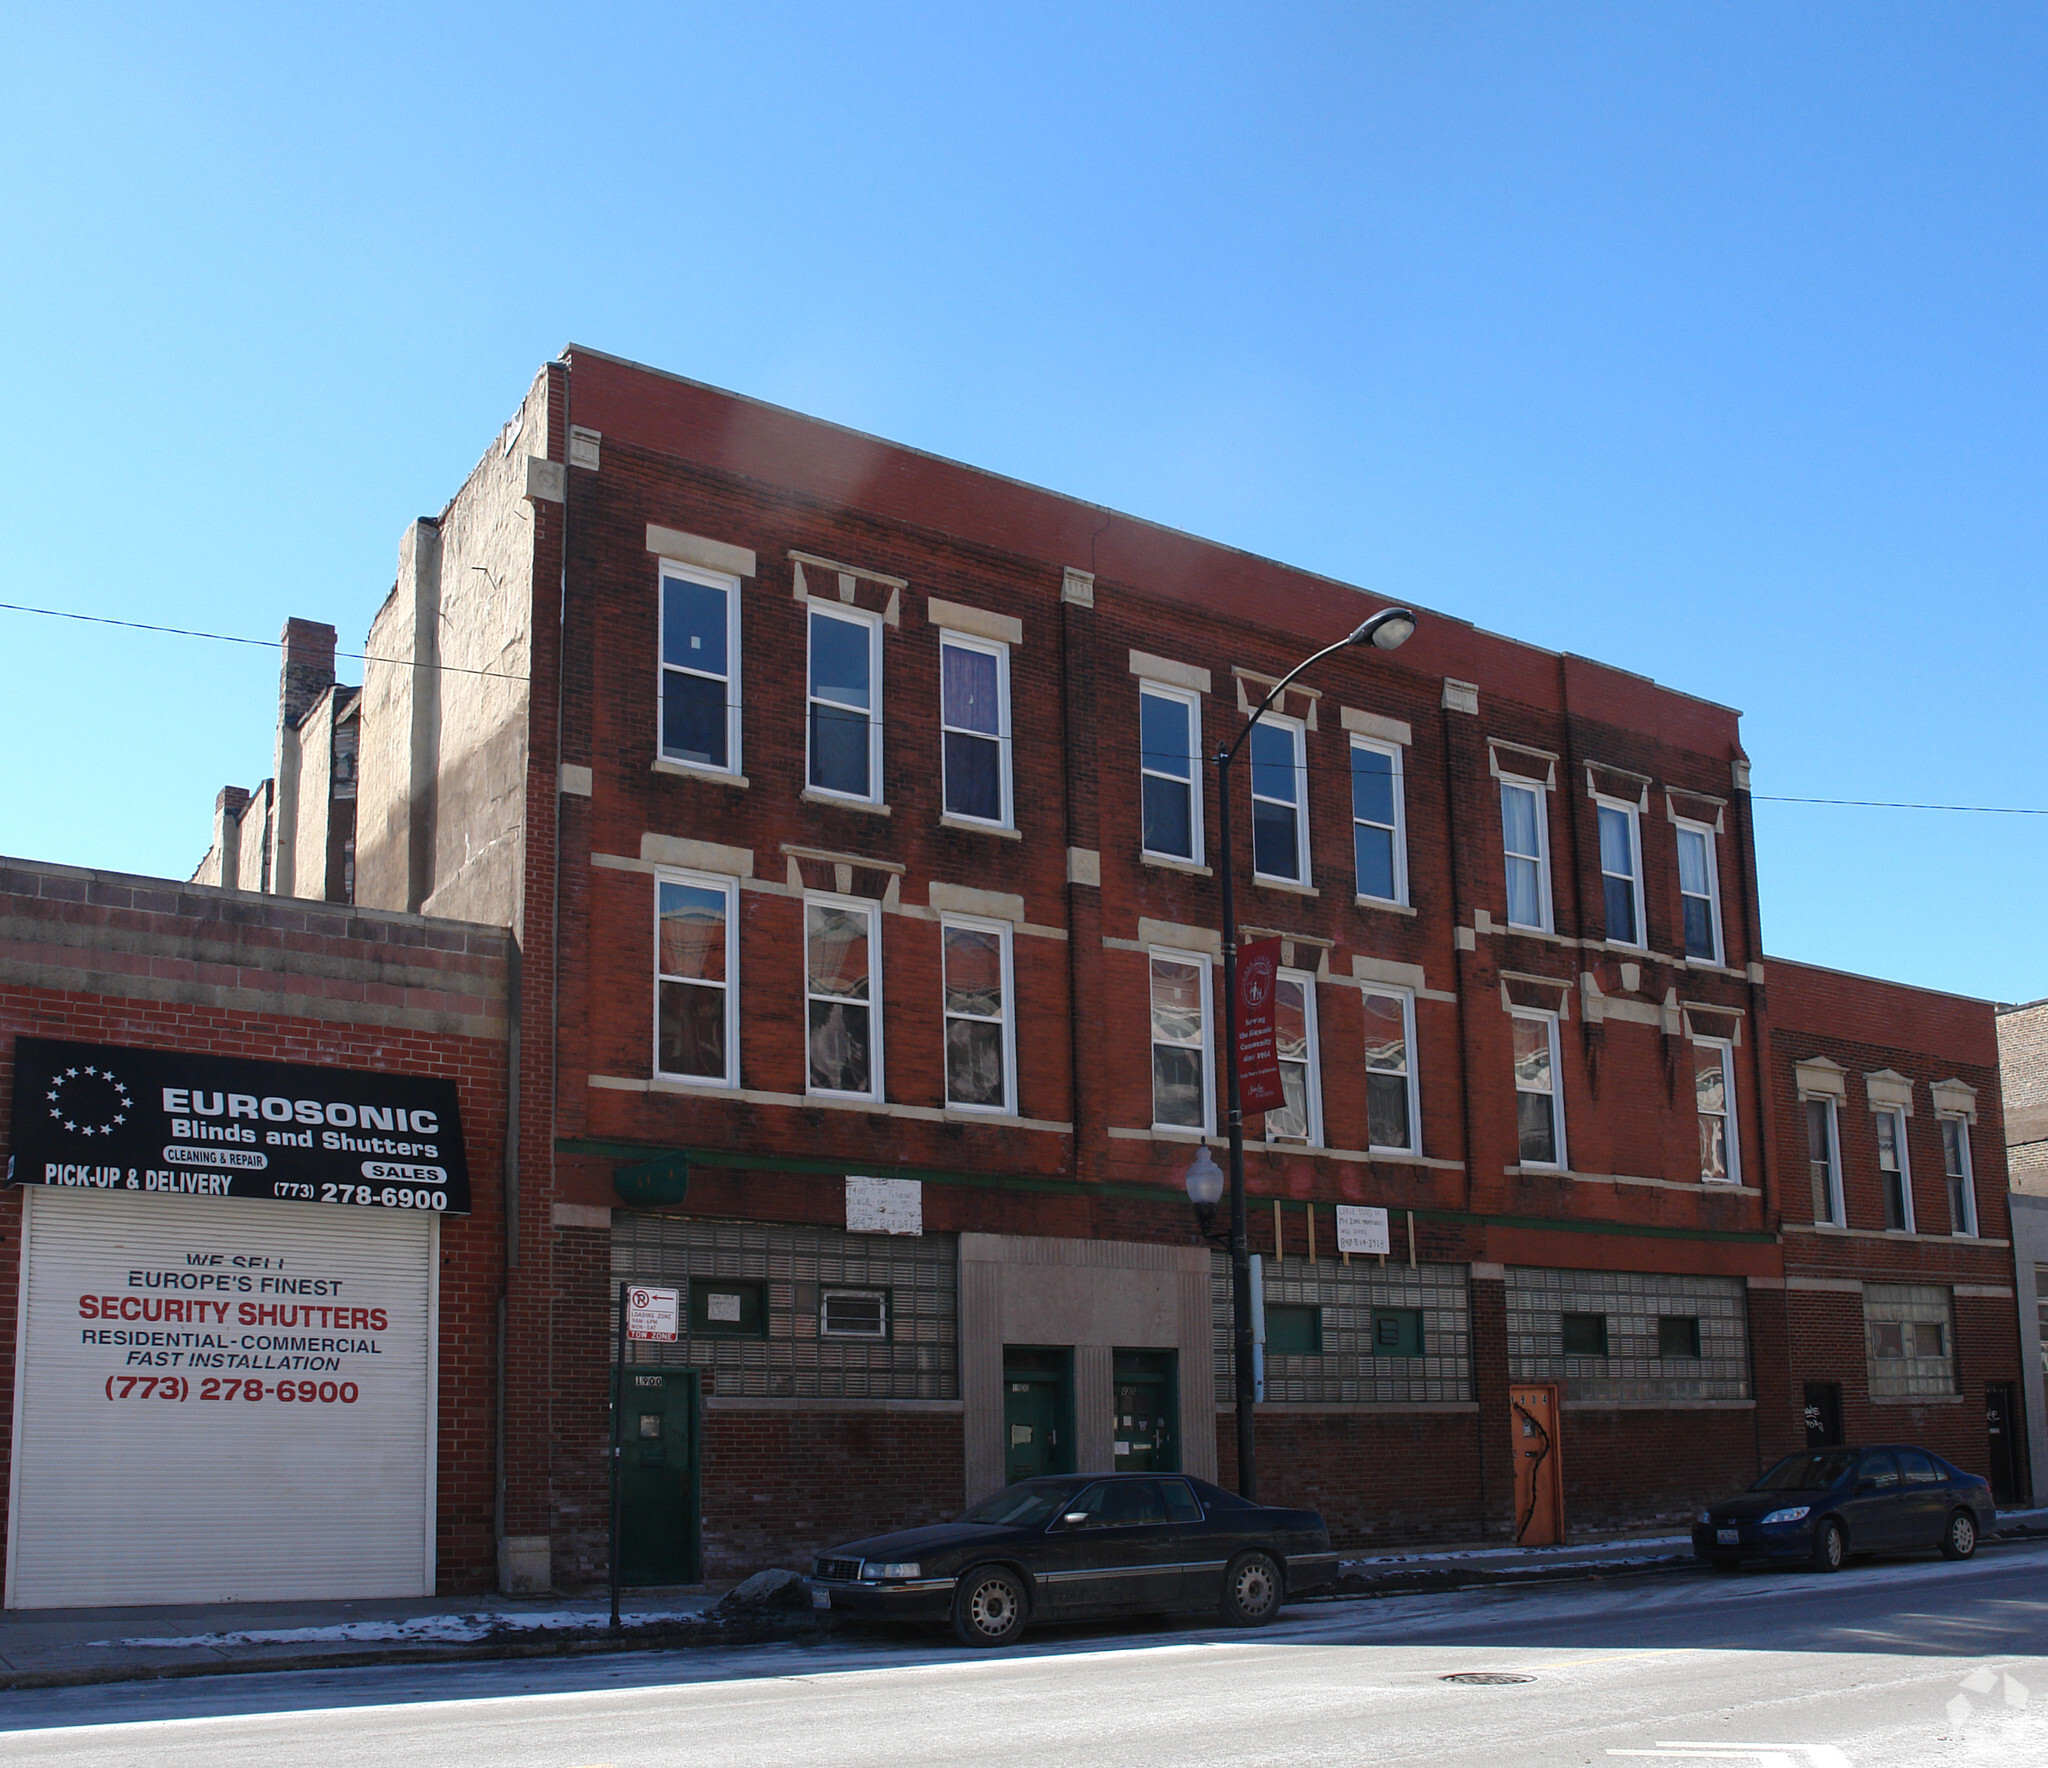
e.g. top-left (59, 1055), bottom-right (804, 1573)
top-left (1348, 607), bottom-right (1417, 652)
top-left (1183, 1145), bottom-right (1226, 1210)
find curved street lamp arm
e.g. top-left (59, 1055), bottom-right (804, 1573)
top-left (1217, 631), bottom-right (1359, 768)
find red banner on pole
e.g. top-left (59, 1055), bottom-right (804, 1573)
top-left (1236, 938), bottom-right (1285, 1112)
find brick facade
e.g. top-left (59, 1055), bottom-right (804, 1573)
top-left (160, 344), bottom-right (2030, 1593)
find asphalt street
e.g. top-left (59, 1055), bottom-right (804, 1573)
top-left (5, 1541), bottom-right (2046, 1768)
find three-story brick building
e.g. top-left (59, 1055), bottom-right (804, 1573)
top-left (189, 345), bottom-right (2026, 1590)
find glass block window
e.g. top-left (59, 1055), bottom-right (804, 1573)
top-left (1506, 1267), bottom-right (1749, 1402)
top-left (613, 1214), bottom-right (958, 1400)
top-left (1864, 1283), bottom-right (1956, 1400)
top-left (1216, 1256), bottom-right (1470, 1404)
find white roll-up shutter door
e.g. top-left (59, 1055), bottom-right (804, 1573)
top-left (7, 1187), bottom-right (437, 1607)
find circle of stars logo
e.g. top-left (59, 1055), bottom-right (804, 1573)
top-left (47, 1065), bottom-right (131, 1140)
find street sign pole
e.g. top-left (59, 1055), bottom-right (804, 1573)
top-left (609, 1280), bottom-right (626, 1631)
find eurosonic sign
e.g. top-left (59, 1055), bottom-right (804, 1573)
top-left (6, 1037), bottom-right (472, 1215)
top-left (1235, 938), bottom-right (1286, 1112)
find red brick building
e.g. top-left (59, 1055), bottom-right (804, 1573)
top-left (0, 855), bottom-right (510, 1604)
top-left (169, 345), bottom-right (2025, 1592)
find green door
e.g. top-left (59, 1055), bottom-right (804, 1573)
top-left (1003, 1347), bottom-right (1073, 1484)
top-left (617, 1367), bottom-right (701, 1586)
top-left (1113, 1350), bottom-right (1178, 1472)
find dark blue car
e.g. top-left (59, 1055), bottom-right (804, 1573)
top-left (1693, 1444), bottom-right (1995, 1572)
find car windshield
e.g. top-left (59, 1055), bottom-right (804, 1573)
top-left (958, 1485), bottom-right (1073, 1527)
top-left (1751, 1450), bottom-right (1856, 1492)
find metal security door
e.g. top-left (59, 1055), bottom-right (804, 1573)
top-left (1112, 1350), bottom-right (1178, 1472)
top-left (1804, 1381), bottom-right (1843, 1449)
top-left (1986, 1383), bottom-right (2022, 1504)
top-left (617, 1368), bottom-right (700, 1586)
top-left (1510, 1383), bottom-right (1563, 1546)
top-left (1003, 1348), bottom-right (1071, 1483)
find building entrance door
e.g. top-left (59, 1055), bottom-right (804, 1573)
top-left (1986, 1382), bottom-right (2023, 1504)
top-left (617, 1368), bottom-right (701, 1586)
top-left (1804, 1381), bottom-right (1844, 1449)
top-left (1003, 1348), bottom-right (1073, 1484)
top-left (1113, 1350), bottom-right (1179, 1472)
top-left (1511, 1383), bottom-right (1563, 1546)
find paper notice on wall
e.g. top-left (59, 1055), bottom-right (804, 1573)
top-left (1335, 1205), bottom-right (1390, 1256)
top-left (846, 1176), bottom-right (923, 1236)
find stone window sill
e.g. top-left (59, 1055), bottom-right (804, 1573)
top-left (801, 788), bottom-right (891, 817)
top-left (653, 757), bottom-right (750, 788)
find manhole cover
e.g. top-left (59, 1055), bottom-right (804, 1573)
top-left (1441, 1672), bottom-right (1535, 1686)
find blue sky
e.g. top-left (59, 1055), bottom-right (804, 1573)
top-left (3, 4), bottom-right (2044, 1001)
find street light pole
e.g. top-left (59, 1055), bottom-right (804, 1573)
top-left (1211, 606), bottom-right (1415, 1504)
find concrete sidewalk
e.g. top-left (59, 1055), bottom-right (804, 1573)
top-left (8, 1509), bottom-right (2047, 1692)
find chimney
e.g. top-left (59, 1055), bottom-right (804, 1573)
top-left (280, 619), bottom-right (338, 731)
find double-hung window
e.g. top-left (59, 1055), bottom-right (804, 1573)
top-left (659, 563), bottom-right (741, 772)
top-left (1512, 1011), bottom-right (1564, 1168)
top-left (1875, 1107), bottom-right (1914, 1232)
top-left (1500, 778), bottom-right (1552, 931)
top-left (1941, 1117), bottom-right (1978, 1237)
top-left (1694, 1041), bottom-right (1738, 1183)
top-left (1139, 685), bottom-right (1202, 863)
top-left (1806, 1096), bottom-right (1844, 1226)
top-left (1676, 821), bottom-right (1722, 962)
top-left (1149, 951), bottom-right (1212, 1132)
top-left (1264, 971), bottom-right (1321, 1146)
top-left (1362, 989), bottom-right (1418, 1154)
top-left (1350, 740), bottom-right (1406, 904)
top-left (807, 606), bottom-right (883, 801)
top-left (1596, 797), bottom-right (1645, 947)
top-left (940, 633), bottom-right (1011, 826)
top-left (1249, 717), bottom-right (1309, 883)
top-left (941, 917), bottom-right (1014, 1112)
top-left (805, 896), bottom-right (882, 1099)
top-left (655, 872), bottom-right (737, 1085)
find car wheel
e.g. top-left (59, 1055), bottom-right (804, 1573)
top-left (1810, 1518), bottom-right (1845, 1573)
top-left (1221, 1550), bottom-right (1283, 1626)
top-left (951, 1564), bottom-right (1028, 1648)
top-left (1940, 1510), bottom-right (1978, 1561)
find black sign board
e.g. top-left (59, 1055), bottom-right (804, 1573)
top-left (6, 1037), bottom-right (471, 1215)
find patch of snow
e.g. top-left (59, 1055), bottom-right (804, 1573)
top-left (89, 1610), bottom-right (706, 1650)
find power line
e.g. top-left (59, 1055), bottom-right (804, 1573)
top-left (0, 601), bottom-right (531, 683)
top-left (7, 600), bottom-right (2048, 815)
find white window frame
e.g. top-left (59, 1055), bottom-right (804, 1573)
top-left (938, 631), bottom-right (1012, 828)
top-left (657, 562), bottom-right (743, 776)
top-left (1263, 968), bottom-right (1324, 1148)
top-left (1361, 985), bottom-right (1420, 1156)
top-left (1248, 712), bottom-right (1310, 884)
top-left (652, 869), bottom-right (739, 1088)
top-left (1511, 1009), bottom-right (1566, 1170)
top-left (1138, 682), bottom-right (1204, 865)
top-left (1349, 737), bottom-right (1408, 906)
top-left (1674, 818), bottom-right (1723, 965)
top-left (1594, 794), bottom-right (1647, 950)
top-left (1805, 1094), bottom-right (1845, 1227)
top-left (1874, 1105), bottom-right (1915, 1234)
top-left (805, 604), bottom-right (885, 804)
top-left (939, 914), bottom-right (1016, 1115)
top-left (1941, 1115), bottom-right (1979, 1238)
top-left (820, 1289), bottom-right (890, 1339)
top-left (1148, 948), bottom-right (1214, 1134)
top-left (803, 892), bottom-right (884, 1102)
top-left (1692, 1039), bottom-right (1740, 1185)
top-left (1499, 777), bottom-right (1553, 933)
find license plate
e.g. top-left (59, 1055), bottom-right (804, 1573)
top-left (812, 1588), bottom-right (830, 1610)
top-left (1716, 1528), bottom-right (1740, 1545)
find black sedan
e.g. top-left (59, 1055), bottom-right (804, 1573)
top-left (1693, 1444), bottom-right (1996, 1572)
top-left (807, 1471), bottom-right (1338, 1646)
